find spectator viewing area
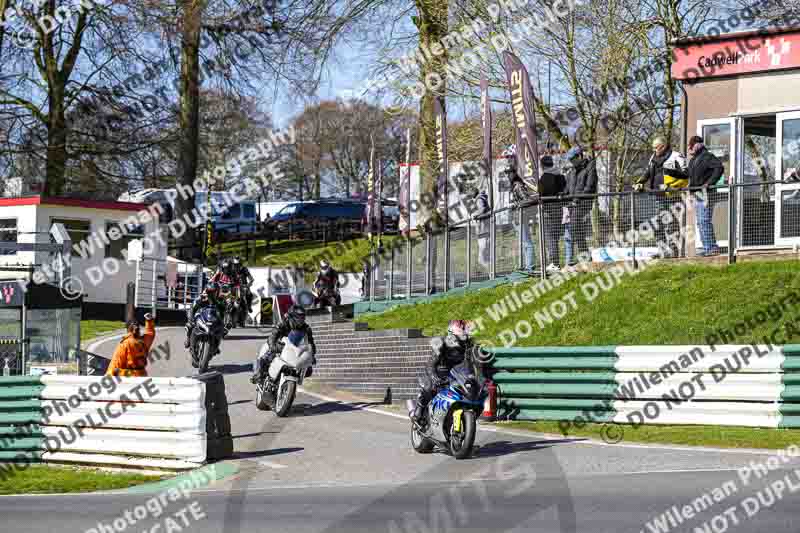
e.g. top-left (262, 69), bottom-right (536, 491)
top-left (674, 26), bottom-right (800, 250)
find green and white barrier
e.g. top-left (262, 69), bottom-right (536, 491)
top-left (0, 375), bottom-right (223, 470)
top-left (489, 344), bottom-right (800, 428)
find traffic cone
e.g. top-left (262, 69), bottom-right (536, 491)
top-left (481, 381), bottom-right (497, 421)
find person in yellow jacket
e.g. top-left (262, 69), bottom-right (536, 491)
top-left (106, 313), bottom-right (155, 377)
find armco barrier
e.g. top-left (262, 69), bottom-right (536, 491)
top-left (0, 374), bottom-right (232, 470)
top-left (488, 344), bottom-right (800, 428)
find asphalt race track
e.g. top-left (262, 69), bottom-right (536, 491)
top-left (2, 327), bottom-right (799, 533)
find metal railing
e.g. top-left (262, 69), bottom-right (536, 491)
top-left (135, 258), bottom-right (205, 312)
top-left (364, 180), bottom-right (800, 300)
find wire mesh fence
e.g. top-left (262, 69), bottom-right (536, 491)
top-left (358, 182), bottom-right (793, 303)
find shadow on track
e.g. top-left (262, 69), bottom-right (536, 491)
top-left (213, 363), bottom-right (253, 375)
top-left (471, 438), bottom-right (583, 459)
top-left (298, 401), bottom-right (390, 417)
top-left (231, 447), bottom-right (304, 460)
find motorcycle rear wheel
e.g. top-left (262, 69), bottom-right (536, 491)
top-left (410, 423), bottom-right (435, 453)
top-left (449, 410), bottom-right (476, 459)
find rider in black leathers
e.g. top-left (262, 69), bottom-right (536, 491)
top-left (251, 304), bottom-right (318, 383)
top-left (412, 320), bottom-right (476, 424)
top-left (231, 256), bottom-right (255, 312)
top-left (314, 260), bottom-right (341, 306)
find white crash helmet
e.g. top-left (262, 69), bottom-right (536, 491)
top-left (320, 260), bottom-right (332, 274)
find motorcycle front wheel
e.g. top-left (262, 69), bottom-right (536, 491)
top-left (274, 380), bottom-right (296, 417)
top-left (198, 340), bottom-right (212, 374)
top-left (410, 423), bottom-right (435, 453)
top-left (449, 410), bottom-right (476, 459)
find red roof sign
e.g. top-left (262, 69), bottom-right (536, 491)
top-left (672, 30), bottom-right (800, 81)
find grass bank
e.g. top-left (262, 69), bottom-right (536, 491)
top-left (360, 259), bottom-right (800, 346)
top-left (81, 320), bottom-right (123, 342)
top-left (0, 465), bottom-right (163, 495)
top-left (501, 420), bottom-right (800, 449)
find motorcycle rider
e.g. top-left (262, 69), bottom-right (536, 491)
top-left (184, 282), bottom-right (227, 350)
top-left (231, 256), bottom-right (255, 315)
top-left (314, 260), bottom-right (341, 306)
top-left (210, 259), bottom-right (235, 286)
top-left (251, 304), bottom-right (317, 384)
top-left (412, 320), bottom-right (477, 425)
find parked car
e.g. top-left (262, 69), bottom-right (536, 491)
top-left (361, 201), bottom-right (400, 234)
top-left (268, 200), bottom-right (366, 235)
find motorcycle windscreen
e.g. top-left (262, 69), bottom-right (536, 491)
top-left (287, 329), bottom-right (307, 347)
top-left (199, 306), bottom-right (217, 322)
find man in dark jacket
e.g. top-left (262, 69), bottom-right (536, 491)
top-left (687, 135), bottom-right (724, 256)
top-left (539, 155), bottom-right (567, 270)
top-left (564, 145), bottom-right (597, 263)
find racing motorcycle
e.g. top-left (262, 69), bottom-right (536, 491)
top-left (254, 330), bottom-right (314, 417)
top-left (406, 360), bottom-right (489, 459)
top-left (220, 284), bottom-right (242, 331)
top-left (189, 305), bottom-right (226, 373)
top-left (314, 287), bottom-right (339, 309)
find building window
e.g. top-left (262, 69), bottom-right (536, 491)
top-left (105, 222), bottom-right (144, 260)
top-left (0, 219), bottom-right (17, 255)
top-left (51, 218), bottom-right (91, 257)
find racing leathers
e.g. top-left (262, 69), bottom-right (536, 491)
top-left (412, 334), bottom-right (472, 423)
top-left (314, 268), bottom-right (341, 306)
top-left (251, 318), bottom-right (318, 383)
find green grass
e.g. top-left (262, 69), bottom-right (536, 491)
top-left (360, 260), bottom-right (800, 346)
top-left (0, 465), bottom-right (163, 495)
top-left (81, 320), bottom-right (123, 342)
top-left (502, 420), bottom-right (800, 449)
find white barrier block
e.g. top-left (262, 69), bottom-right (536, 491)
top-left (615, 345), bottom-right (784, 373)
top-left (611, 400), bottom-right (781, 428)
top-left (41, 375), bottom-right (205, 404)
top-left (42, 426), bottom-right (206, 463)
top-left (613, 372), bottom-right (784, 402)
top-left (40, 400), bottom-right (206, 432)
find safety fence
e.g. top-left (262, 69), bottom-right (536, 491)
top-left (487, 344), bottom-right (800, 428)
top-left (365, 180), bottom-right (800, 300)
top-left (0, 374), bottom-right (232, 470)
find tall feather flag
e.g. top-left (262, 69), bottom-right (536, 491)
top-left (399, 128), bottom-right (411, 237)
top-left (433, 96), bottom-right (448, 226)
top-left (481, 77), bottom-right (493, 209)
top-left (501, 51), bottom-right (541, 189)
top-left (366, 135), bottom-right (375, 242)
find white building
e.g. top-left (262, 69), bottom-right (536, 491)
top-left (0, 195), bottom-right (167, 304)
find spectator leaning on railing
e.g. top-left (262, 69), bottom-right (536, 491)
top-left (563, 145), bottom-right (598, 266)
top-left (687, 135), bottom-right (724, 257)
top-left (635, 137), bottom-right (687, 258)
top-left (539, 155), bottom-right (567, 271)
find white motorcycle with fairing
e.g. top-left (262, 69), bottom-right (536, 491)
top-left (255, 330), bottom-right (314, 417)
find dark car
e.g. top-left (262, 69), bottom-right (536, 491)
top-left (269, 200), bottom-right (366, 235)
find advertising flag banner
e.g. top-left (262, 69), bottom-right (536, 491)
top-left (502, 51), bottom-right (541, 189)
top-left (433, 96), bottom-right (448, 225)
top-left (481, 77), bottom-right (494, 208)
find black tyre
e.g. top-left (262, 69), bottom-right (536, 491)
top-left (274, 380), bottom-right (296, 417)
top-left (449, 410), bottom-right (476, 459)
top-left (198, 340), bottom-right (212, 374)
top-left (411, 423), bottom-right (435, 453)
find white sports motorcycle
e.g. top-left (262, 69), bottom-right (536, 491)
top-left (254, 330), bottom-right (314, 417)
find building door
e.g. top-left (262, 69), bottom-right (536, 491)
top-left (776, 111), bottom-right (800, 247)
top-left (696, 118), bottom-right (735, 251)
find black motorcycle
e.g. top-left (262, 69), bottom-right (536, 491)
top-left (190, 306), bottom-right (226, 373)
top-left (315, 287), bottom-right (340, 309)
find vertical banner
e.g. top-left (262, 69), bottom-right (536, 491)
top-left (502, 51), bottom-right (541, 189)
top-left (366, 136), bottom-right (376, 240)
top-left (433, 96), bottom-right (448, 226)
top-left (481, 77), bottom-right (494, 209)
top-left (399, 129), bottom-right (411, 237)
top-left (376, 159), bottom-right (383, 236)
